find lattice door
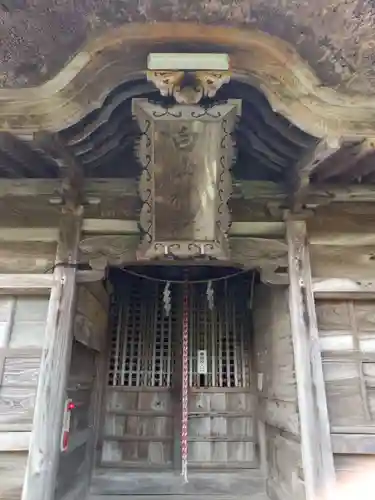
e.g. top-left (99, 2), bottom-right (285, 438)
top-left (108, 276), bottom-right (251, 389)
top-left (104, 273), bottom-right (255, 470)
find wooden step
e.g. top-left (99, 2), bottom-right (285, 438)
top-left (90, 495), bottom-right (270, 500)
top-left (91, 469), bottom-right (266, 497)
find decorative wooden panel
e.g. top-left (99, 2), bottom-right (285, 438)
top-left (188, 389), bottom-right (256, 468)
top-left (0, 451), bottom-right (28, 500)
top-left (316, 298), bottom-right (375, 430)
top-left (0, 296), bottom-right (49, 432)
top-left (0, 295), bottom-right (49, 500)
top-left (102, 388), bottom-right (173, 468)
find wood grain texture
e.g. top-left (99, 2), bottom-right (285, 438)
top-left (21, 211), bottom-right (82, 500)
top-left (0, 275), bottom-right (54, 294)
top-left (313, 279), bottom-right (375, 299)
top-left (253, 284), bottom-right (303, 499)
top-left (0, 242), bottom-right (56, 274)
top-left (0, 386), bottom-right (37, 429)
top-left (317, 298), bottom-right (375, 429)
top-left (286, 219), bottom-right (335, 500)
top-left (56, 284), bottom-right (109, 500)
top-left (74, 285), bottom-right (107, 352)
top-left (188, 391), bottom-right (256, 467)
top-left (55, 338), bottom-right (98, 500)
top-left (265, 428), bottom-right (305, 500)
top-left (310, 244), bottom-right (375, 280)
top-left (331, 433), bottom-right (375, 454)
top-left (0, 296), bottom-right (48, 436)
top-left (90, 469), bottom-right (266, 496)
top-left (0, 451), bottom-right (28, 500)
top-left (102, 389), bottom-right (174, 468)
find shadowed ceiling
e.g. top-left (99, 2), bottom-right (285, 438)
top-left (0, 77), bottom-right (316, 183)
top-left (1, 75), bottom-right (375, 186)
top-left (58, 78), bottom-right (317, 183)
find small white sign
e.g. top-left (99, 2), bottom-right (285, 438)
top-left (257, 373), bottom-right (264, 392)
top-left (197, 350), bottom-right (208, 374)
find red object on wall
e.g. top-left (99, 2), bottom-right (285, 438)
top-left (60, 398), bottom-right (73, 452)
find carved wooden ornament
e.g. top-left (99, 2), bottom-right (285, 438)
top-left (147, 71), bottom-right (231, 105)
top-left (132, 98), bottom-right (240, 261)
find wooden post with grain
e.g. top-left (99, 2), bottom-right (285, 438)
top-left (286, 219), bottom-right (335, 500)
top-left (21, 210), bottom-right (83, 500)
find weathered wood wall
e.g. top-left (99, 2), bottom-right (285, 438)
top-left (102, 388), bottom-right (174, 469)
top-left (0, 295), bottom-right (49, 500)
top-left (188, 389), bottom-right (256, 468)
top-left (0, 242), bottom-right (56, 274)
top-left (315, 298), bottom-right (375, 479)
top-left (305, 208), bottom-right (375, 486)
top-left (55, 282), bottom-right (109, 500)
top-left (253, 285), bottom-right (304, 500)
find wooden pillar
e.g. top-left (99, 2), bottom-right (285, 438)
top-left (21, 209), bottom-right (83, 500)
top-left (286, 219), bottom-right (335, 500)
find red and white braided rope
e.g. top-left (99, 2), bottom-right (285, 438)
top-left (181, 281), bottom-right (189, 483)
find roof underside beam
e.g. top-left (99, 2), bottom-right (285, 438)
top-left (1, 178), bottom-right (375, 206)
top-left (290, 138), bottom-right (341, 212)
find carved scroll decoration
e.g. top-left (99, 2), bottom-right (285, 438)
top-left (79, 235), bottom-right (139, 269)
top-left (79, 233), bottom-right (289, 284)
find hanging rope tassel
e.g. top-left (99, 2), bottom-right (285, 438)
top-left (181, 278), bottom-right (189, 483)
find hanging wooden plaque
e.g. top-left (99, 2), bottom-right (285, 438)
top-left (132, 98), bottom-right (240, 260)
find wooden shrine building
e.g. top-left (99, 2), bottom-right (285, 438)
top-left (1, 5), bottom-right (375, 500)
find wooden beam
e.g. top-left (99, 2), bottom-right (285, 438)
top-left (0, 220), bottom-right (286, 241)
top-left (315, 139), bottom-right (375, 182)
top-left (313, 278), bottom-right (375, 299)
top-left (331, 434), bottom-right (375, 455)
top-left (83, 219), bottom-right (286, 237)
top-left (76, 270), bottom-right (105, 283)
top-left (0, 274), bottom-right (55, 293)
top-left (21, 210), bottom-right (82, 500)
top-left (1, 177), bottom-right (375, 206)
top-left (286, 219), bottom-right (335, 500)
top-left (0, 132), bottom-right (57, 177)
top-left (307, 183), bottom-right (375, 203)
top-left (0, 431), bottom-right (31, 451)
top-left (34, 133), bottom-right (84, 209)
top-left (83, 218), bottom-right (138, 234)
top-left (292, 139), bottom-right (341, 211)
top-left (0, 228), bottom-right (59, 242)
top-left (308, 213), bottom-right (375, 246)
top-left (0, 272), bottom-right (103, 293)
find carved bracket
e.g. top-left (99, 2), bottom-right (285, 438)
top-left (230, 237), bottom-right (289, 284)
top-left (79, 235), bottom-right (139, 270)
top-left (79, 234), bottom-right (289, 284)
top-left (147, 70), bottom-right (231, 105)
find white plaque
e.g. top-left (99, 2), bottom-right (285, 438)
top-left (197, 350), bottom-right (208, 374)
